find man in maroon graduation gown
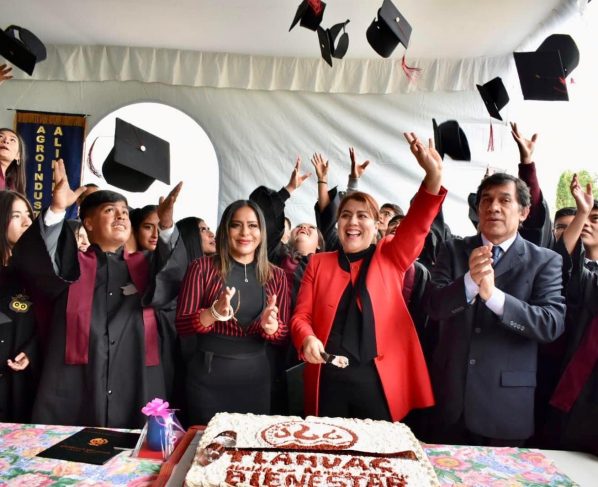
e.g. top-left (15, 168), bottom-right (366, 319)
top-left (548, 176), bottom-right (598, 455)
top-left (12, 160), bottom-right (182, 428)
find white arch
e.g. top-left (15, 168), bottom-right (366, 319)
top-left (84, 102), bottom-right (219, 228)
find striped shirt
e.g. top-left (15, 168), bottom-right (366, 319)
top-left (176, 256), bottom-right (289, 343)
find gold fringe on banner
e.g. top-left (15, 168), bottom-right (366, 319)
top-left (15, 110), bottom-right (87, 128)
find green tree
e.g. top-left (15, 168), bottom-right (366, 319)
top-left (556, 170), bottom-right (598, 209)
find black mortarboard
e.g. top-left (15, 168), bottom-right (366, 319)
top-left (513, 51), bottom-right (568, 101)
top-left (102, 118), bottom-right (170, 192)
top-left (79, 190), bottom-right (128, 221)
top-left (513, 34), bottom-right (579, 101)
top-left (366, 0), bottom-right (412, 58)
top-left (317, 20), bottom-right (350, 67)
top-left (537, 34), bottom-right (579, 77)
top-left (290, 1), bottom-right (326, 32)
top-left (0, 25), bottom-right (46, 75)
top-left (433, 118), bottom-right (471, 161)
top-left (476, 77), bottom-right (509, 121)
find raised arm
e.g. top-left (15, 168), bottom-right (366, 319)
top-left (510, 122), bottom-right (553, 248)
top-left (378, 133), bottom-right (446, 270)
top-left (250, 157), bottom-right (311, 264)
top-left (561, 174), bottom-right (594, 255)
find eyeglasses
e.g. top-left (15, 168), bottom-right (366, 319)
top-left (380, 210), bottom-right (395, 218)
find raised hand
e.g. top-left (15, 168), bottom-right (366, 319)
top-left (349, 147), bottom-right (370, 179)
top-left (0, 63), bottom-right (13, 85)
top-left (510, 122), bottom-right (538, 165)
top-left (570, 173), bottom-right (594, 215)
top-left (7, 352), bottom-right (29, 371)
top-left (260, 294), bottom-right (279, 335)
top-left (302, 335), bottom-right (326, 364)
top-left (157, 181), bottom-right (183, 229)
top-left (403, 132), bottom-right (442, 194)
top-left (285, 157), bottom-right (311, 193)
top-left (51, 159), bottom-right (86, 213)
top-left (310, 153), bottom-right (329, 182)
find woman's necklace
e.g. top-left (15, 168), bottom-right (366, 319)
top-left (244, 263), bottom-right (248, 283)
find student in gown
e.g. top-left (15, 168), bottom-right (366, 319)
top-left (11, 160), bottom-right (183, 428)
top-left (0, 190), bottom-right (38, 422)
top-left (176, 199), bottom-right (290, 425)
top-left (291, 132), bottom-right (446, 421)
top-left (546, 176), bottom-right (598, 454)
top-left (130, 205), bottom-right (159, 252)
top-left (0, 128), bottom-right (27, 194)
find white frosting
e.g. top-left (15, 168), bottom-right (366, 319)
top-left (185, 413), bottom-right (439, 487)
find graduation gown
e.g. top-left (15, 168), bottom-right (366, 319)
top-left (547, 239), bottom-right (598, 454)
top-left (0, 267), bottom-right (39, 422)
top-left (11, 215), bottom-right (176, 428)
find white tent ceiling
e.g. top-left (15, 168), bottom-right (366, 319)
top-left (7, 0), bottom-right (564, 60)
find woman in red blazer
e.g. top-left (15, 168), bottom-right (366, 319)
top-left (291, 132), bottom-right (446, 421)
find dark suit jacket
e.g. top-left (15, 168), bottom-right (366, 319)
top-left (425, 233), bottom-right (566, 440)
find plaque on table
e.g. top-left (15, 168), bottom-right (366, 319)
top-left (37, 427), bottom-right (140, 465)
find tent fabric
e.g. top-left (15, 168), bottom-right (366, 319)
top-left (9, 1), bottom-right (582, 95)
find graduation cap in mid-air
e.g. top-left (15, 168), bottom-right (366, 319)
top-left (102, 118), bottom-right (170, 193)
top-left (290, 0), bottom-right (327, 31)
top-left (317, 20), bottom-right (350, 67)
top-left (433, 118), bottom-right (471, 161)
top-left (476, 76), bottom-right (510, 121)
top-left (0, 25), bottom-right (46, 75)
top-left (366, 0), bottom-right (412, 58)
top-left (513, 34), bottom-right (579, 101)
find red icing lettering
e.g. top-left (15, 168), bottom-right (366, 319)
top-left (271, 453), bottom-right (292, 465)
top-left (264, 470), bottom-right (282, 486)
top-left (225, 469), bottom-right (245, 485)
top-left (322, 455), bottom-right (342, 468)
top-left (296, 454), bottom-right (318, 467)
top-left (254, 452), bottom-right (268, 464)
top-left (343, 457), bottom-right (368, 470)
top-left (285, 473), bottom-right (308, 486)
top-left (274, 427), bottom-right (291, 438)
top-left (294, 424), bottom-right (319, 441)
top-left (250, 471), bottom-right (261, 486)
top-left (308, 473), bottom-right (323, 487)
top-left (323, 428), bottom-right (342, 440)
top-left (370, 458), bottom-right (392, 473)
top-left (230, 450), bottom-right (252, 463)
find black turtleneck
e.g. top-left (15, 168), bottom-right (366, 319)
top-left (225, 260), bottom-right (265, 327)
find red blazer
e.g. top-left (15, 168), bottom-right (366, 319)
top-left (291, 185), bottom-right (447, 421)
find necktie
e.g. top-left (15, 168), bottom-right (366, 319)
top-left (491, 245), bottom-right (502, 267)
top-left (585, 260), bottom-right (598, 273)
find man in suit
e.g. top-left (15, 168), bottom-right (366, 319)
top-left (425, 172), bottom-right (566, 445)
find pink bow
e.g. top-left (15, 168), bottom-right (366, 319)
top-left (142, 397), bottom-right (171, 418)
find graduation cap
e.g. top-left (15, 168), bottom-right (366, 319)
top-left (317, 20), bottom-right (350, 67)
top-left (366, 0), bottom-right (412, 58)
top-left (513, 34), bottom-right (579, 101)
top-left (433, 118), bottom-right (471, 161)
top-left (290, 0), bottom-right (326, 31)
top-left (102, 118), bottom-right (170, 193)
top-left (476, 77), bottom-right (509, 121)
top-left (0, 25), bottom-right (46, 75)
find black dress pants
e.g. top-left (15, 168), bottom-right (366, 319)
top-left (318, 361), bottom-right (391, 421)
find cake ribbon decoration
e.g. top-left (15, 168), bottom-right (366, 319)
top-left (141, 397), bottom-right (185, 457)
